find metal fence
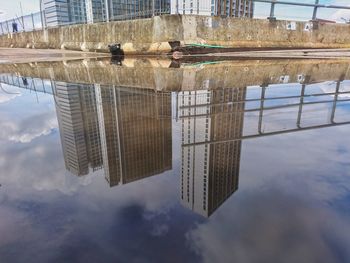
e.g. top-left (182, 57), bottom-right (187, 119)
top-left (0, 12), bottom-right (43, 35)
top-left (1, 0), bottom-right (350, 36)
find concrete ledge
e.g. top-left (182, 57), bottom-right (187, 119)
top-left (1, 15), bottom-right (350, 54)
top-left (1, 58), bottom-right (349, 91)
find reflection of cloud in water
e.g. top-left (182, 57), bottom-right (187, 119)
top-left (3, 111), bottom-right (58, 143)
top-left (0, 92), bottom-right (22, 104)
top-left (240, 125), bottom-right (350, 203)
top-left (0, 84), bottom-right (22, 103)
top-left (0, 132), bottom-right (98, 195)
top-left (187, 190), bottom-right (350, 263)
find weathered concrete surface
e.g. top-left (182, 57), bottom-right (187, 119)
top-left (199, 48), bottom-right (350, 59)
top-left (1, 15), bottom-right (350, 54)
top-left (0, 58), bottom-right (349, 91)
top-left (0, 48), bottom-right (108, 64)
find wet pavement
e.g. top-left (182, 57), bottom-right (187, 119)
top-left (0, 57), bottom-right (350, 263)
top-left (0, 48), bottom-right (108, 64)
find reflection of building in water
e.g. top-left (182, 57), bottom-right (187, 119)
top-left (96, 86), bottom-right (172, 186)
top-left (179, 88), bottom-right (246, 217)
top-left (54, 82), bottom-right (102, 176)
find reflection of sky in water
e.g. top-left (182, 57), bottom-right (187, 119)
top-left (0, 80), bottom-right (350, 263)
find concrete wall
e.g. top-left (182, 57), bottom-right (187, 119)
top-left (1, 15), bottom-right (350, 54)
top-left (1, 58), bottom-right (349, 91)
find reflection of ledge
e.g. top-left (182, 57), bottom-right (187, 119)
top-left (0, 58), bottom-right (349, 91)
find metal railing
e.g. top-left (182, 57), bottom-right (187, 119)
top-left (0, 12), bottom-right (44, 35)
top-left (1, 0), bottom-right (350, 36)
top-left (253, 0), bottom-right (350, 22)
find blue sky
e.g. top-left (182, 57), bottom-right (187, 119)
top-left (0, 0), bottom-right (349, 21)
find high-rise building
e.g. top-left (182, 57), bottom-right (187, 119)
top-left (42, 0), bottom-right (254, 27)
top-left (170, 0), bottom-right (213, 15)
top-left (216, 0), bottom-right (254, 18)
top-left (96, 86), bottom-right (172, 187)
top-left (42, 0), bottom-right (88, 26)
top-left (42, 0), bottom-right (70, 27)
top-left (170, 0), bottom-right (253, 16)
top-left (86, 0), bottom-right (107, 23)
top-left (54, 82), bottom-right (102, 176)
top-left (108, 0), bottom-right (170, 20)
top-left (179, 87), bottom-right (246, 217)
top-left (69, 0), bottom-right (88, 23)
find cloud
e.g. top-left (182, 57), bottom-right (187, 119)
top-left (150, 224), bottom-right (169, 237)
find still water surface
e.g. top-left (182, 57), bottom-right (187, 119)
top-left (0, 59), bottom-right (350, 262)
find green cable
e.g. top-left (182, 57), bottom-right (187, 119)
top-left (185, 43), bottom-right (225, 49)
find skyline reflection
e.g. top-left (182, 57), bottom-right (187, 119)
top-left (1, 72), bottom-right (350, 217)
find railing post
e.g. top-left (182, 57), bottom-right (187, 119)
top-left (258, 85), bottom-right (267, 134)
top-left (312, 0), bottom-right (319, 20)
top-left (268, 0), bottom-right (276, 21)
top-left (21, 15), bottom-right (25, 32)
top-left (330, 79), bottom-right (341, 123)
top-left (152, 0), bottom-right (155, 16)
top-left (297, 84), bottom-right (306, 128)
top-left (31, 13), bottom-right (35, 30)
top-left (7, 20), bottom-right (11, 33)
top-left (105, 0), bottom-right (110, 22)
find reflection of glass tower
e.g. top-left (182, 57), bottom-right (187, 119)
top-left (179, 88), bottom-right (246, 217)
top-left (54, 82), bottom-right (102, 176)
top-left (96, 86), bottom-right (172, 186)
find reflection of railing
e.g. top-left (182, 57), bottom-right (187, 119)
top-left (0, 74), bottom-right (54, 94)
top-left (179, 79), bottom-right (350, 147)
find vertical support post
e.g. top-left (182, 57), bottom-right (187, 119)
top-left (176, 0), bottom-right (179, 14)
top-left (31, 13), bottom-right (35, 30)
top-left (312, 0), bottom-right (319, 21)
top-left (6, 21), bottom-right (10, 34)
top-left (21, 16), bottom-right (25, 32)
top-left (40, 0), bottom-right (44, 30)
top-left (105, 0), bottom-right (110, 22)
top-left (152, 0), bottom-right (155, 16)
top-left (0, 23), bottom-right (4, 35)
top-left (268, 0), bottom-right (276, 20)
